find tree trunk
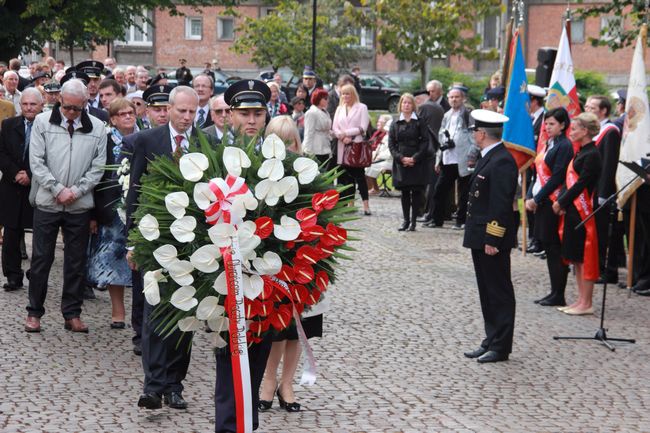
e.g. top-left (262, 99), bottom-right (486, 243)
top-left (419, 61), bottom-right (427, 89)
top-left (69, 44), bottom-right (75, 66)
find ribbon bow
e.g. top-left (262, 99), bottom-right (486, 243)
top-left (205, 174), bottom-right (250, 225)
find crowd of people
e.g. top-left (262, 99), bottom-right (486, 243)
top-left (0, 52), bottom-right (649, 429)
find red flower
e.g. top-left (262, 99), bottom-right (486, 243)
top-left (277, 264), bottom-right (295, 282)
top-left (289, 284), bottom-right (309, 304)
top-left (322, 223), bottom-right (347, 246)
top-left (295, 245), bottom-right (320, 265)
top-left (258, 299), bottom-right (275, 317)
top-left (315, 271), bottom-right (329, 292)
top-left (317, 241), bottom-right (334, 258)
top-left (249, 318), bottom-right (270, 335)
top-left (299, 223), bottom-right (325, 241)
top-left (293, 262), bottom-right (314, 284)
top-left (305, 288), bottom-right (322, 306)
top-left (296, 208), bottom-right (318, 226)
top-left (312, 190), bottom-right (339, 212)
top-left (254, 217), bottom-right (274, 239)
top-left (244, 299), bottom-right (261, 319)
top-left (268, 304), bottom-right (293, 330)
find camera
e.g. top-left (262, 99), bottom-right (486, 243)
top-left (440, 129), bottom-right (456, 151)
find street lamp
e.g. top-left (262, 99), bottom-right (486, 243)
top-left (311, 0), bottom-right (317, 70)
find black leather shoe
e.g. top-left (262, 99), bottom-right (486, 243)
top-left (635, 287), bottom-right (650, 297)
top-left (416, 217), bottom-right (432, 223)
top-left (463, 347), bottom-right (487, 358)
top-left (538, 296), bottom-right (566, 307)
top-left (423, 222), bottom-right (442, 228)
top-left (533, 293), bottom-right (553, 304)
top-left (397, 221), bottom-right (410, 231)
top-left (477, 351), bottom-right (509, 363)
top-left (3, 281), bottom-right (23, 292)
top-left (631, 282), bottom-right (649, 293)
top-left (133, 343), bottom-right (142, 356)
top-left (164, 392), bottom-right (188, 409)
top-left (138, 392), bottom-right (162, 409)
top-left (408, 222), bottom-right (416, 231)
top-left (595, 277), bottom-right (618, 284)
top-left (83, 286), bottom-right (96, 300)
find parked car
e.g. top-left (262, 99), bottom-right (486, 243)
top-left (358, 74), bottom-right (401, 112)
top-left (166, 68), bottom-right (240, 94)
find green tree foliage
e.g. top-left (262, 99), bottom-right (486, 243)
top-left (345, 0), bottom-right (503, 87)
top-left (0, 0), bottom-right (242, 62)
top-left (577, 0), bottom-right (649, 50)
top-left (231, 0), bottom-right (360, 83)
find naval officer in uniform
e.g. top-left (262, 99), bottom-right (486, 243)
top-left (462, 109), bottom-right (518, 364)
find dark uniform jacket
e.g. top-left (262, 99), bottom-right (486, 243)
top-left (0, 115), bottom-right (33, 228)
top-left (463, 142), bottom-right (518, 250)
top-left (596, 121), bottom-right (621, 200)
top-left (93, 133), bottom-right (124, 225)
top-left (388, 114), bottom-right (432, 188)
top-left (417, 99), bottom-right (445, 151)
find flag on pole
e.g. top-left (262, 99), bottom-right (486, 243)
top-left (503, 30), bottom-right (536, 171)
top-left (538, 23), bottom-right (581, 153)
top-left (616, 28), bottom-right (650, 207)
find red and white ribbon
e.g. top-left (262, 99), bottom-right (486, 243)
top-left (206, 175), bottom-right (249, 225)
top-left (222, 236), bottom-right (252, 433)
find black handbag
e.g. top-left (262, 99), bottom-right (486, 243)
top-left (342, 140), bottom-right (372, 168)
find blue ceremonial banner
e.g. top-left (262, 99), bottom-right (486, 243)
top-left (503, 31), bottom-right (536, 171)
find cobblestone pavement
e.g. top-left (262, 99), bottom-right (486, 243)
top-left (1, 195), bottom-right (650, 433)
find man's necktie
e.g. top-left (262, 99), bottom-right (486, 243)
top-left (173, 134), bottom-right (185, 161)
top-left (197, 109), bottom-right (205, 127)
top-left (23, 121), bottom-right (32, 162)
top-left (67, 119), bottom-right (75, 137)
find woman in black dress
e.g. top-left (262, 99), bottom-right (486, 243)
top-left (553, 112), bottom-right (603, 315)
top-left (524, 107), bottom-right (574, 306)
top-left (388, 93), bottom-right (432, 231)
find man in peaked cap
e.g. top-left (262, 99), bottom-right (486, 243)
top-left (43, 81), bottom-right (61, 111)
top-left (224, 78), bottom-right (271, 142)
top-left (301, 66), bottom-right (322, 100)
top-left (462, 109), bottom-right (518, 364)
top-left (75, 60), bottom-right (104, 109)
top-left (60, 70), bottom-right (108, 123)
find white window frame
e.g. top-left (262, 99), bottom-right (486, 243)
top-left (601, 16), bottom-right (622, 44)
top-left (478, 14), bottom-right (500, 51)
top-left (119, 11), bottom-right (153, 46)
top-left (185, 17), bottom-right (203, 40)
top-left (217, 17), bottom-right (235, 41)
top-left (570, 19), bottom-right (585, 44)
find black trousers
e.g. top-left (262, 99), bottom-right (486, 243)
top-left (2, 226), bottom-right (25, 284)
top-left (471, 248), bottom-right (516, 354)
top-left (339, 166), bottom-right (369, 201)
top-left (141, 298), bottom-right (193, 394)
top-left (543, 241), bottom-right (568, 298)
top-left (624, 208), bottom-right (650, 288)
top-left (131, 269), bottom-right (144, 345)
top-left (421, 169), bottom-right (439, 220)
top-left (596, 207), bottom-right (624, 282)
top-left (27, 209), bottom-right (90, 319)
top-left (214, 337), bottom-right (272, 433)
top-left (400, 187), bottom-right (423, 224)
top-left (433, 163), bottom-right (470, 226)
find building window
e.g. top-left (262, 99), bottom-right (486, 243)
top-left (349, 27), bottom-right (374, 50)
top-left (570, 19), bottom-right (585, 44)
top-left (217, 17), bottom-right (234, 40)
top-left (185, 17), bottom-right (203, 40)
top-left (479, 15), bottom-right (500, 50)
top-left (260, 7), bottom-right (276, 17)
top-left (120, 11), bottom-right (153, 46)
top-left (601, 16), bottom-right (622, 44)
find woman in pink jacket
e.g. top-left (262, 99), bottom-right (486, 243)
top-left (332, 84), bottom-right (371, 215)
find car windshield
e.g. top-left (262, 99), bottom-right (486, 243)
top-left (360, 75), bottom-right (397, 88)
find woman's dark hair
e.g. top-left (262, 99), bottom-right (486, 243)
top-left (544, 107), bottom-right (570, 132)
top-left (296, 83), bottom-right (309, 96)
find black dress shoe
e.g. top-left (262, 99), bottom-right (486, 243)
top-left (463, 347), bottom-right (487, 358)
top-left (83, 286), bottom-right (96, 300)
top-left (138, 392), bottom-right (162, 409)
top-left (416, 217), bottom-right (432, 223)
top-left (423, 222), bottom-right (442, 228)
top-left (3, 281), bottom-right (23, 292)
top-left (595, 277), bottom-right (618, 284)
top-left (538, 297), bottom-right (566, 307)
top-left (533, 293), bottom-right (553, 304)
top-left (111, 321), bottom-right (126, 329)
top-left (635, 287), bottom-right (650, 297)
top-left (477, 351), bottom-right (509, 363)
top-left (133, 343), bottom-right (142, 356)
top-left (397, 221), bottom-right (410, 231)
top-left (408, 222), bottom-right (416, 231)
top-left (164, 392), bottom-right (188, 409)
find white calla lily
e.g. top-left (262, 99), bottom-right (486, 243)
top-left (143, 269), bottom-right (165, 306)
top-left (190, 244), bottom-right (222, 273)
top-left (167, 260), bottom-right (195, 286)
top-left (293, 157), bottom-right (319, 184)
top-left (274, 215), bottom-right (301, 241)
top-left (230, 191), bottom-right (258, 224)
top-left (178, 316), bottom-right (204, 332)
top-left (253, 251), bottom-right (283, 275)
top-left (261, 133), bottom-right (287, 160)
top-left (278, 176), bottom-right (299, 203)
top-left (243, 273), bottom-right (264, 299)
top-left (153, 244), bottom-right (178, 268)
top-left (223, 146), bottom-right (251, 177)
top-left (208, 316), bottom-right (229, 333)
top-left (211, 330), bottom-right (228, 348)
top-left (208, 223), bottom-right (235, 248)
top-left (179, 152), bottom-right (209, 182)
top-left (138, 214), bottom-right (160, 241)
top-left (213, 271), bottom-right (228, 295)
top-left (170, 285), bottom-right (199, 311)
top-left (164, 191), bottom-right (190, 218)
top-left (196, 296), bottom-right (225, 321)
top-left (258, 158), bottom-right (285, 181)
top-left (170, 216), bottom-right (196, 243)
top-left (193, 182), bottom-right (217, 210)
top-left (237, 221), bottom-right (261, 260)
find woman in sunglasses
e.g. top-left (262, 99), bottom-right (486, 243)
top-left (87, 98), bottom-right (138, 329)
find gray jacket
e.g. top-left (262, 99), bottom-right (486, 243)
top-left (29, 105), bottom-right (107, 213)
top-left (437, 106), bottom-right (478, 177)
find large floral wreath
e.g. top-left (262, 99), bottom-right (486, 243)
top-left (129, 131), bottom-right (354, 348)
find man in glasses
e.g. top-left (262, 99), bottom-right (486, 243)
top-left (202, 94), bottom-right (230, 142)
top-left (60, 70), bottom-right (108, 123)
top-left (25, 78), bottom-right (107, 333)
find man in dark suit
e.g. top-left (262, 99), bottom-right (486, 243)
top-left (417, 80), bottom-right (445, 224)
top-left (203, 94), bottom-right (229, 143)
top-left (0, 88), bottom-right (42, 290)
top-left (462, 110), bottom-right (518, 364)
top-left (193, 74), bottom-right (215, 129)
top-left (126, 85), bottom-right (200, 411)
top-left (75, 60), bottom-right (104, 110)
top-left (427, 79), bottom-right (451, 113)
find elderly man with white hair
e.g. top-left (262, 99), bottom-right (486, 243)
top-left (3, 71), bottom-right (22, 115)
top-left (24, 78), bottom-right (107, 333)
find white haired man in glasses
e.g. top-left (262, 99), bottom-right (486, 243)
top-left (25, 78), bottom-right (107, 333)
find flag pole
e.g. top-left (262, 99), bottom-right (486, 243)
top-left (521, 174), bottom-right (527, 256)
top-left (501, 1), bottom-right (516, 88)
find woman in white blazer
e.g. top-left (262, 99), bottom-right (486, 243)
top-left (332, 84), bottom-right (371, 215)
top-left (302, 88), bottom-right (332, 164)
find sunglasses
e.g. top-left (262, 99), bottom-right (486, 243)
top-left (212, 109), bottom-right (231, 115)
top-left (61, 104), bottom-right (84, 112)
top-left (134, 102), bottom-right (144, 107)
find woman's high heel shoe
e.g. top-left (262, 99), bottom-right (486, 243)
top-left (258, 399), bottom-right (273, 411)
top-left (277, 388), bottom-right (301, 412)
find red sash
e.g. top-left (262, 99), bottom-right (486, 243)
top-left (558, 159), bottom-right (599, 281)
top-left (594, 123), bottom-right (620, 147)
top-left (534, 143), bottom-right (561, 202)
